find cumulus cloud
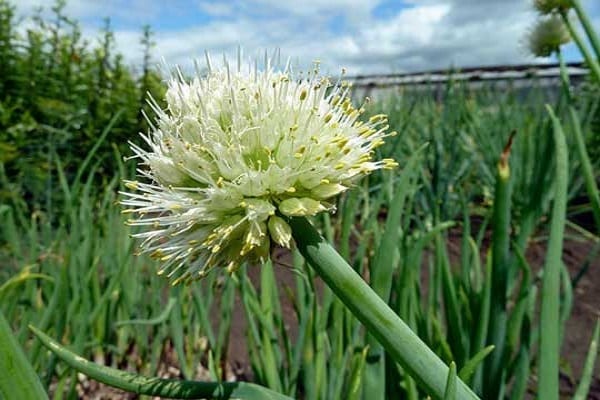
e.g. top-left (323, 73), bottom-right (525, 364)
top-left (16, 0), bottom-right (160, 23)
top-left (12, 0), bottom-right (599, 74)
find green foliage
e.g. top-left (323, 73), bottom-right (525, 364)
top-left (0, 0), bottom-right (164, 212)
top-left (0, 310), bottom-right (48, 400)
top-left (0, 158), bottom-right (242, 398)
top-left (1, 0), bottom-right (600, 399)
top-left (29, 325), bottom-right (293, 400)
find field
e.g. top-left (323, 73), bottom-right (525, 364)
top-left (1, 1), bottom-right (599, 400)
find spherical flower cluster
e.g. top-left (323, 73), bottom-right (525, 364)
top-left (527, 15), bottom-right (571, 57)
top-left (533, 0), bottom-right (572, 15)
top-left (121, 53), bottom-right (397, 284)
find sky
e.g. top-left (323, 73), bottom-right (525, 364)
top-left (14, 0), bottom-right (600, 76)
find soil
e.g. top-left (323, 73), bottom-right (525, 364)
top-left (557, 238), bottom-right (600, 399)
top-left (69, 226), bottom-right (600, 399)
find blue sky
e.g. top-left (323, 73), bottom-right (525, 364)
top-left (16, 0), bottom-right (600, 74)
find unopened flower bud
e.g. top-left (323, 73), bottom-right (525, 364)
top-left (278, 197), bottom-right (326, 217)
top-left (268, 216), bottom-right (292, 248)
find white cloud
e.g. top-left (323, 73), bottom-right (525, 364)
top-left (197, 0), bottom-right (375, 18)
top-left (135, 0), bottom-right (544, 74)
top-left (123, 3), bottom-right (452, 74)
top-left (356, 5), bottom-right (450, 57)
top-left (12, 0), bottom-right (598, 75)
top-left (196, 1), bottom-right (235, 17)
top-left (15, 0), bottom-right (159, 23)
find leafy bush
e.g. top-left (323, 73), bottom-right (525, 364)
top-left (0, 0), bottom-right (164, 212)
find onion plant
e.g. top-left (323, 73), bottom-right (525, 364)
top-left (1, 1), bottom-right (599, 399)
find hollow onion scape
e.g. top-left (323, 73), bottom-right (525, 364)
top-left (121, 52), bottom-right (397, 284)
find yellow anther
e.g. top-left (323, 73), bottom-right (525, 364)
top-left (125, 181), bottom-right (139, 190)
top-left (150, 249), bottom-right (165, 259)
top-left (369, 114), bottom-right (387, 123)
top-left (372, 138), bottom-right (385, 148)
top-left (342, 99), bottom-right (351, 111)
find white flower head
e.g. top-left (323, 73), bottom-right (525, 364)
top-left (121, 51), bottom-right (398, 284)
top-left (527, 15), bottom-right (570, 57)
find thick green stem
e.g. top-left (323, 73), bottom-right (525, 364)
top-left (571, 0), bottom-right (600, 61)
top-left (484, 134), bottom-right (513, 400)
top-left (561, 11), bottom-right (600, 83)
top-left (288, 216), bottom-right (480, 400)
top-left (29, 325), bottom-right (292, 400)
top-left (537, 106), bottom-right (569, 400)
top-left (363, 146), bottom-right (423, 400)
top-left (567, 105), bottom-right (600, 231)
top-left (558, 48), bottom-right (600, 232)
top-left (0, 311), bottom-right (48, 400)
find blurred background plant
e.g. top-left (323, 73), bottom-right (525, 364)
top-left (0, 0), bottom-right (164, 217)
top-left (1, 0), bottom-right (599, 399)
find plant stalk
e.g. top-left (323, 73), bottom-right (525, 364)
top-left (483, 132), bottom-right (513, 400)
top-left (288, 216), bottom-right (480, 400)
top-left (537, 106), bottom-right (569, 400)
top-left (571, 0), bottom-right (600, 61)
top-left (29, 325), bottom-right (292, 400)
top-left (560, 11), bottom-right (600, 82)
top-left (0, 311), bottom-right (48, 400)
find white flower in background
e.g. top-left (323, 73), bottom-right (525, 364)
top-left (527, 15), bottom-right (571, 57)
top-left (533, 0), bottom-right (572, 15)
top-left (121, 52), bottom-right (397, 284)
